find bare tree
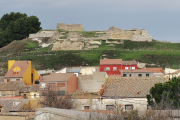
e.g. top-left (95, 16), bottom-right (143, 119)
top-left (39, 84), bottom-right (73, 109)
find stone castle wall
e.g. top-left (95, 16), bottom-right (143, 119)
top-left (52, 41), bottom-right (84, 50)
top-left (56, 23), bottom-right (84, 31)
top-left (101, 26), bottom-right (152, 41)
top-left (29, 31), bottom-right (55, 38)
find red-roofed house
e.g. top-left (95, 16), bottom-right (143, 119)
top-left (99, 59), bottom-right (137, 75)
top-left (40, 73), bottom-right (78, 94)
top-left (4, 60), bottom-right (40, 85)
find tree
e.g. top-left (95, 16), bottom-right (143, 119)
top-left (147, 77), bottom-right (180, 109)
top-left (0, 12), bottom-right (42, 47)
top-left (39, 84), bottom-right (73, 109)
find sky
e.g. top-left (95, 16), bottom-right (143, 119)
top-left (0, 0), bottom-right (180, 42)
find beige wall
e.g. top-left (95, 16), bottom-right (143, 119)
top-left (0, 115), bottom-right (29, 120)
top-left (122, 72), bottom-right (154, 77)
top-left (78, 72), bottom-right (107, 92)
top-left (1, 90), bottom-right (19, 97)
top-left (4, 78), bottom-right (23, 83)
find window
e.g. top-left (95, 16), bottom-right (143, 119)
top-left (129, 74), bottom-right (131, 77)
top-left (58, 91), bottom-right (65, 96)
top-left (138, 74), bottom-right (142, 77)
top-left (41, 83), bottom-right (46, 88)
top-left (125, 67), bottom-right (128, 69)
top-left (146, 74), bottom-right (149, 77)
top-left (132, 67), bottom-right (135, 69)
top-left (7, 79), bottom-right (10, 82)
top-left (125, 104), bottom-right (133, 110)
top-left (106, 105), bottom-right (115, 110)
top-left (113, 67), bottom-right (117, 71)
top-left (106, 67), bottom-right (110, 71)
top-left (147, 105), bottom-right (152, 110)
top-left (84, 106), bottom-right (90, 110)
top-left (23, 94), bottom-right (27, 99)
top-left (123, 74), bottom-right (127, 77)
top-left (16, 79), bottom-right (20, 81)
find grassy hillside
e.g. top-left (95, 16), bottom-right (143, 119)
top-left (0, 38), bottom-right (180, 75)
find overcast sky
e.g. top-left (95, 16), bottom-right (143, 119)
top-left (1, 0), bottom-right (180, 42)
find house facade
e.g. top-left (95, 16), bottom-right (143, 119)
top-left (4, 60), bottom-right (40, 85)
top-left (40, 73), bottom-right (78, 94)
top-left (121, 69), bottom-right (154, 77)
top-left (99, 59), bottom-right (137, 75)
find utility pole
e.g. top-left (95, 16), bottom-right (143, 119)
top-left (89, 92), bottom-right (92, 120)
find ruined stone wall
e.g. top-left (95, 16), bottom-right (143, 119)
top-left (52, 41), bottom-right (84, 50)
top-left (56, 23), bottom-right (84, 31)
top-left (132, 35), bottom-right (152, 41)
top-left (102, 26), bottom-right (152, 41)
top-left (67, 32), bottom-right (82, 41)
top-left (29, 31), bottom-right (55, 38)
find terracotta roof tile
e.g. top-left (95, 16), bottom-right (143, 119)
top-left (1, 81), bottom-right (24, 91)
top-left (173, 70), bottom-right (180, 74)
top-left (102, 77), bottom-right (169, 97)
top-left (5, 61), bottom-right (30, 78)
top-left (19, 84), bottom-right (40, 93)
top-left (0, 83), bottom-right (5, 90)
top-left (145, 67), bottom-right (165, 74)
top-left (0, 99), bottom-right (29, 112)
top-left (100, 59), bottom-right (122, 65)
top-left (122, 61), bottom-right (137, 65)
top-left (42, 73), bottom-right (74, 82)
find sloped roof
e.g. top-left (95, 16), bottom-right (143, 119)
top-left (20, 84), bottom-right (40, 93)
top-left (0, 99), bottom-right (29, 112)
top-left (100, 59), bottom-right (122, 65)
top-left (173, 70), bottom-right (180, 74)
top-left (0, 83), bottom-right (5, 90)
top-left (122, 61), bottom-right (137, 65)
top-left (102, 77), bottom-right (169, 97)
top-left (5, 61), bottom-right (30, 78)
top-left (67, 68), bottom-right (81, 73)
top-left (0, 77), bottom-right (4, 83)
top-left (145, 67), bottom-right (165, 74)
top-left (42, 73), bottom-right (74, 82)
top-left (1, 81), bottom-right (24, 91)
top-left (121, 69), bottom-right (153, 73)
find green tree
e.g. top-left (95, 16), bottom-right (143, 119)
top-left (0, 12), bottom-right (42, 47)
top-left (147, 77), bottom-right (180, 109)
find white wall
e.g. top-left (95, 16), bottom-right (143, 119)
top-left (73, 98), bottom-right (148, 111)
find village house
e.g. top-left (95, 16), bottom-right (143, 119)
top-left (40, 73), bottom-right (78, 95)
top-left (19, 84), bottom-right (40, 99)
top-left (121, 69), bottom-right (154, 77)
top-left (78, 71), bottom-right (108, 92)
top-left (0, 81), bottom-right (24, 97)
top-left (72, 76), bottom-right (169, 111)
top-left (4, 60), bottom-right (40, 85)
top-left (99, 59), bottom-right (137, 75)
top-left (66, 68), bottom-right (81, 77)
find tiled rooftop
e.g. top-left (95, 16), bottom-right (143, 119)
top-left (0, 99), bottom-right (29, 112)
top-left (5, 61), bottom-right (30, 78)
top-left (20, 84), bottom-right (40, 93)
top-left (100, 59), bottom-right (122, 65)
top-left (102, 77), bottom-right (169, 98)
top-left (145, 67), bottom-right (165, 74)
top-left (0, 81), bottom-right (24, 91)
top-left (42, 73), bottom-right (74, 82)
top-left (121, 60), bottom-right (137, 65)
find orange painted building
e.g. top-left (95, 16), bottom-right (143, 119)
top-left (4, 60), bottom-right (40, 85)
